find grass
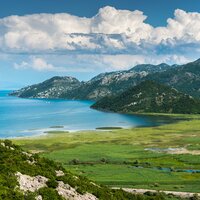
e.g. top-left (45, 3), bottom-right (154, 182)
top-left (13, 114), bottom-right (200, 193)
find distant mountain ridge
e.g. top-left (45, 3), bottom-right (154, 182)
top-left (10, 58), bottom-right (200, 100)
top-left (10, 62), bottom-right (178, 100)
top-left (91, 81), bottom-right (200, 114)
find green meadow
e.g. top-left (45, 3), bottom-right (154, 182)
top-left (13, 114), bottom-right (200, 193)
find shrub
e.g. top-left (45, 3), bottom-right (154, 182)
top-left (46, 178), bottom-right (58, 188)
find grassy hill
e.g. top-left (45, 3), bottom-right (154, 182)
top-left (91, 81), bottom-right (200, 114)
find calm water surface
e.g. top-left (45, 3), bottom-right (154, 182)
top-left (0, 91), bottom-right (167, 138)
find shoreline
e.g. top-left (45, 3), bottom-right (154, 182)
top-left (1, 126), bottom-right (129, 140)
top-left (4, 113), bottom-right (198, 140)
top-left (8, 112), bottom-right (199, 140)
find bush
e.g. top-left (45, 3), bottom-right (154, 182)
top-left (46, 178), bottom-right (58, 188)
top-left (69, 159), bottom-right (80, 165)
top-left (38, 188), bottom-right (63, 200)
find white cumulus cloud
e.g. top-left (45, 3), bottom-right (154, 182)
top-left (1, 6), bottom-right (200, 73)
top-left (14, 57), bottom-right (59, 71)
top-left (0, 6), bottom-right (200, 54)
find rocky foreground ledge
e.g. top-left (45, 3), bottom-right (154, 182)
top-left (15, 172), bottom-right (97, 200)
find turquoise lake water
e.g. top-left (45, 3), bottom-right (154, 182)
top-left (0, 90), bottom-right (166, 138)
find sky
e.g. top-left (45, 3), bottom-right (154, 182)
top-left (1, 0), bottom-right (200, 89)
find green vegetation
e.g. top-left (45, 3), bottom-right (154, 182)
top-left (0, 140), bottom-right (63, 200)
top-left (50, 126), bottom-right (64, 129)
top-left (91, 81), bottom-right (200, 114)
top-left (0, 140), bottom-right (173, 199)
top-left (96, 127), bottom-right (123, 130)
top-left (13, 115), bottom-right (200, 194)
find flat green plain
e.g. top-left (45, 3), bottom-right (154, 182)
top-left (13, 114), bottom-right (200, 193)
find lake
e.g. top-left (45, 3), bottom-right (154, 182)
top-left (0, 90), bottom-right (167, 138)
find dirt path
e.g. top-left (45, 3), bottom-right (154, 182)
top-left (113, 188), bottom-right (200, 198)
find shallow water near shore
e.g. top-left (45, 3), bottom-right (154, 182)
top-left (1, 90), bottom-right (173, 138)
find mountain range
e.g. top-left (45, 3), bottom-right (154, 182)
top-left (11, 59), bottom-right (200, 101)
top-left (10, 63), bottom-right (178, 100)
top-left (10, 58), bottom-right (200, 114)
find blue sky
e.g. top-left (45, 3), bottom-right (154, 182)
top-left (1, 0), bottom-right (200, 89)
top-left (1, 0), bottom-right (200, 26)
